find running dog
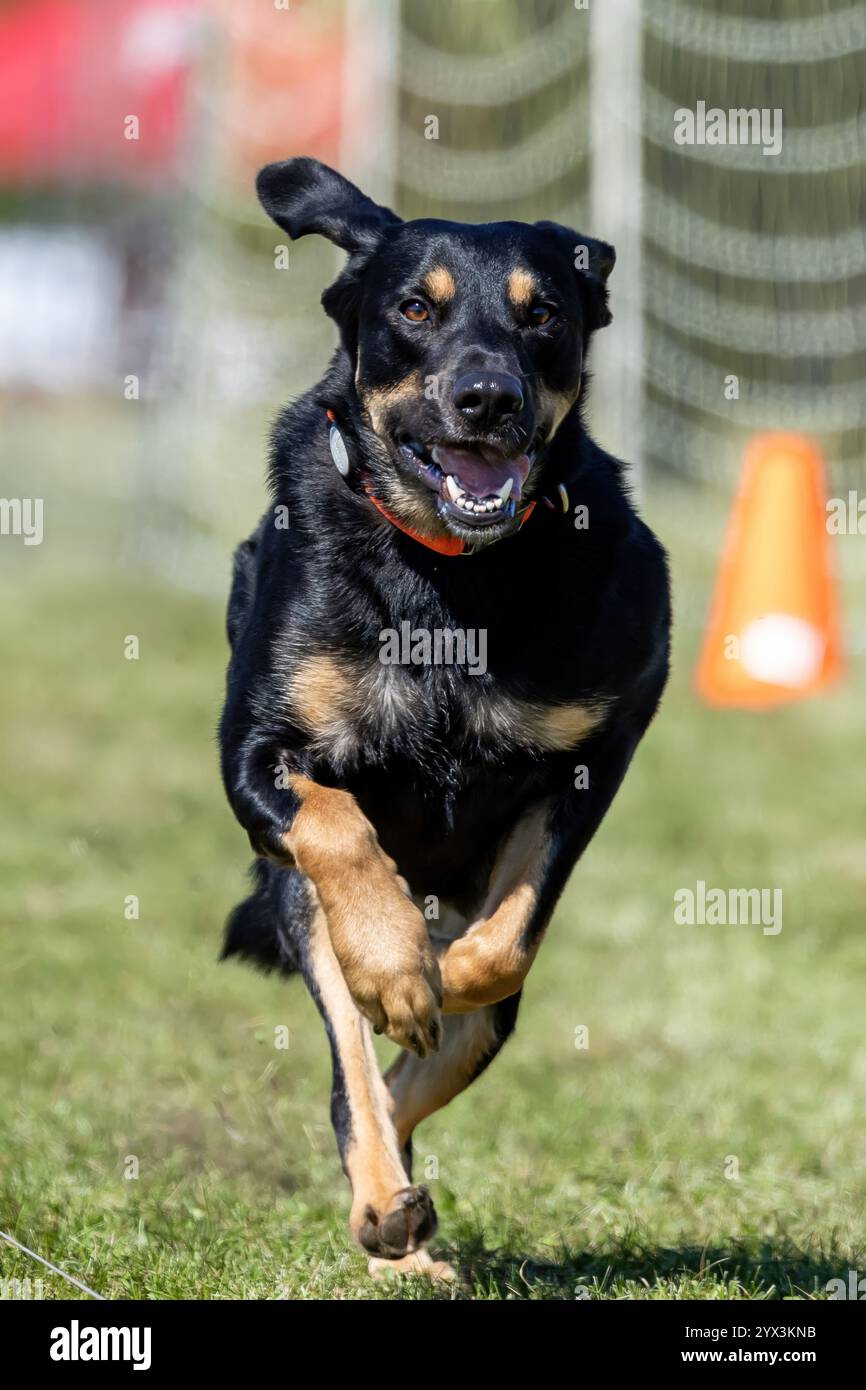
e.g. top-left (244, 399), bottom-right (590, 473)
top-left (220, 158), bottom-right (670, 1277)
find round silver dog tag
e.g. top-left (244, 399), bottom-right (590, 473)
top-left (329, 424), bottom-right (350, 477)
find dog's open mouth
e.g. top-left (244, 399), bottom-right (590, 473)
top-left (398, 437), bottom-right (532, 528)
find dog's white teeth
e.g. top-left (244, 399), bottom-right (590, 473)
top-left (431, 446), bottom-right (442, 465)
top-left (441, 475), bottom-right (509, 515)
top-left (497, 478), bottom-right (513, 502)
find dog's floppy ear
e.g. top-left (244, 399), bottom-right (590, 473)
top-left (257, 157), bottom-right (401, 254)
top-left (534, 221), bottom-right (616, 331)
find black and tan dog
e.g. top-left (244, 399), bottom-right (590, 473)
top-left (220, 158), bottom-right (670, 1278)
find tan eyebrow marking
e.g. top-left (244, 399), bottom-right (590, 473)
top-left (507, 267), bottom-right (538, 307)
top-left (422, 266), bottom-right (457, 302)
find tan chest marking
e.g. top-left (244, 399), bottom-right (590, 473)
top-left (289, 655), bottom-right (608, 758)
top-left (287, 653), bottom-right (424, 759)
top-left (467, 691), bottom-right (608, 752)
top-left (521, 699), bottom-right (607, 751)
top-left (289, 653), bottom-right (354, 734)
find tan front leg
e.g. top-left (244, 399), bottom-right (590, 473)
top-left (304, 896), bottom-right (440, 1263)
top-left (283, 776), bottom-right (442, 1056)
top-left (437, 803), bottom-right (552, 1014)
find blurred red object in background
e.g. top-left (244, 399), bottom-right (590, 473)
top-left (214, 0), bottom-right (345, 185)
top-left (0, 0), bottom-right (347, 190)
top-left (0, 0), bottom-right (202, 186)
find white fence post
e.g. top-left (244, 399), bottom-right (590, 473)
top-left (589, 0), bottom-right (644, 497)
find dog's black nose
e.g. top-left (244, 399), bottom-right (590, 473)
top-left (452, 372), bottom-right (524, 426)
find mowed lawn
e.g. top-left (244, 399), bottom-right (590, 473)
top-left (1, 522), bottom-right (865, 1300)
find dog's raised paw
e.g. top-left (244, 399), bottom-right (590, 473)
top-left (373, 967), bottom-right (442, 1058)
top-left (357, 1184), bottom-right (437, 1259)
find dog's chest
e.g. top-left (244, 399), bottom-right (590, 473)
top-left (286, 650), bottom-right (607, 767)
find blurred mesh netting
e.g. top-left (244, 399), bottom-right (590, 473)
top-left (396, 0), bottom-right (865, 489)
top-left (3, 0), bottom-right (863, 591)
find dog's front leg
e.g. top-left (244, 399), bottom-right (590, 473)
top-left (299, 888), bottom-right (450, 1274)
top-left (283, 775), bottom-right (442, 1057)
top-left (436, 802), bottom-right (553, 1013)
top-left (221, 725), bottom-right (441, 1056)
top-left (438, 728), bottom-right (646, 1013)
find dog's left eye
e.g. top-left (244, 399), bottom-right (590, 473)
top-left (530, 302), bottom-right (557, 327)
top-left (400, 300), bottom-right (430, 323)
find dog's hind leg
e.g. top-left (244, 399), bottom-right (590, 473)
top-left (364, 999), bottom-right (519, 1282)
top-left (295, 885), bottom-right (447, 1272)
top-left (385, 994), bottom-right (522, 1158)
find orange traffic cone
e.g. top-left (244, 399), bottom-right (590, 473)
top-left (695, 433), bottom-right (843, 708)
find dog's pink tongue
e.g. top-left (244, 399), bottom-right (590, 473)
top-left (432, 446), bottom-right (530, 499)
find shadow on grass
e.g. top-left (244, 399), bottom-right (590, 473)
top-left (418, 1235), bottom-right (853, 1300)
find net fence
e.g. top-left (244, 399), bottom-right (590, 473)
top-left (2, 0), bottom-right (864, 595)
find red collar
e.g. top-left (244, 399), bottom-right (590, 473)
top-left (363, 483), bottom-right (470, 555)
top-left (364, 480), bottom-right (537, 557)
top-left (326, 407), bottom-right (544, 557)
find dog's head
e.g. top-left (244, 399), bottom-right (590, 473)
top-left (258, 158), bottom-right (615, 549)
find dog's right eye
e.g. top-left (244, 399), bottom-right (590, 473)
top-left (400, 300), bottom-right (430, 323)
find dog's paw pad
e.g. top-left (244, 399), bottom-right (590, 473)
top-left (357, 1184), bottom-right (437, 1259)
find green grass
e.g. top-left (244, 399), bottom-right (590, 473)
top-left (2, 507), bottom-right (865, 1300)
